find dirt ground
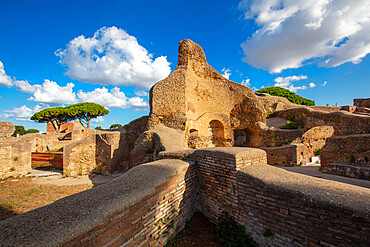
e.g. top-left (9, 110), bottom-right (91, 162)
top-left (0, 177), bottom-right (93, 221)
top-left (171, 213), bottom-right (222, 247)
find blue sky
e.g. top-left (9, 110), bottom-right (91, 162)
top-left (0, 0), bottom-right (369, 132)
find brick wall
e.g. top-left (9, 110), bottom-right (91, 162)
top-left (1, 147), bottom-right (369, 246)
top-left (0, 159), bottom-right (198, 247)
top-left (193, 148), bottom-right (370, 247)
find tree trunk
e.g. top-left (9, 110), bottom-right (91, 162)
top-left (87, 119), bottom-right (90, 129)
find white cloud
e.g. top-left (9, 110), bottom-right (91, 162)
top-left (309, 82), bottom-right (316, 88)
top-left (274, 75), bottom-right (308, 92)
top-left (0, 61), bottom-right (13, 87)
top-left (28, 79), bottom-right (77, 104)
top-left (4, 103), bottom-right (50, 121)
top-left (322, 81), bottom-right (328, 86)
top-left (56, 26), bottom-right (171, 89)
top-left (91, 116), bottom-right (105, 123)
top-left (14, 80), bottom-right (36, 93)
top-left (221, 68), bottom-right (231, 79)
top-left (134, 90), bottom-right (148, 97)
top-left (77, 87), bottom-right (148, 110)
top-left (241, 78), bottom-right (250, 87)
top-left (239, 0), bottom-right (370, 73)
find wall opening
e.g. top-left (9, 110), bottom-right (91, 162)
top-left (233, 129), bottom-right (253, 147)
top-left (189, 129), bottom-right (198, 138)
top-left (209, 120), bottom-right (225, 147)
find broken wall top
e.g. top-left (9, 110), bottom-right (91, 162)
top-left (0, 121), bottom-right (15, 140)
top-left (149, 39), bottom-right (265, 131)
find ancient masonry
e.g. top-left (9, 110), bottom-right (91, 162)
top-left (0, 148), bottom-right (369, 246)
top-left (0, 39), bottom-right (369, 246)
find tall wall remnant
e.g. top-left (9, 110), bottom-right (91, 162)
top-left (148, 39), bottom-right (265, 149)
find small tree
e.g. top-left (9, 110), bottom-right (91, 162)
top-left (31, 107), bottom-right (69, 132)
top-left (66, 102), bottom-right (109, 129)
top-left (110, 124), bottom-right (122, 129)
top-left (12, 126), bottom-right (27, 136)
top-left (95, 126), bottom-right (103, 130)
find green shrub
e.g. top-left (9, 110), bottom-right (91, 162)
top-left (256, 86), bottom-right (315, 106)
top-left (282, 120), bottom-right (302, 129)
top-left (349, 154), bottom-right (355, 163)
top-left (314, 148), bottom-right (322, 156)
top-left (263, 228), bottom-right (273, 237)
top-left (212, 212), bottom-right (258, 247)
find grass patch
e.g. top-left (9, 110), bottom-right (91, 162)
top-left (0, 177), bottom-right (92, 221)
top-left (212, 212), bottom-right (258, 247)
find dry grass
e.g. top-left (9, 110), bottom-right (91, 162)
top-left (0, 177), bottom-right (93, 221)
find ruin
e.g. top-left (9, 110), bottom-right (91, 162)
top-left (0, 39), bottom-right (369, 246)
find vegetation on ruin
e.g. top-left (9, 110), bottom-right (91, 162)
top-left (11, 125), bottom-right (39, 136)
top-left (314, 148), bottom-right (323, 156)
top-left (256, 86), bottom-right (315, 106)
top-left (212, 212), bottom-right (258, 247)
top-left (110, 124), bottom-right (122, 129)
top-left (31, 102), bottom-right (109, 131)
top-left (282, 114), bottom-right (304, 129)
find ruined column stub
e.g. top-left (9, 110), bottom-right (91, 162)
top-left (149, 39), bottom-right (265, 148)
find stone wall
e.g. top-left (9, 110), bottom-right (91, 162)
top-left (272, 107), bottom-right (370, 135)
top-left (261, 144), bottom-right (310, 166)
top-left (63, 132), bottom-right (123, 176)
top-left (149, 39), bottom-right (265, 148)
top-left (354, 98), bottom-right (370, 108)
top-left (0, 121), bottom-right (15, 140)
top-left (0, 140), bottom-right (32, 179)
top-left (0, 159), bottom-right (199, 247)
top-left (320, 134), bottom-right (370, 179)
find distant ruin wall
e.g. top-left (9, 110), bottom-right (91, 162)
top-left (272, 107), bottom-right (370, 135)
top-left (0, 159), bottom-right (198, 247)
top-left (0, 141), bottom-right (32, 179)
top-left (0, 121), bottom-right (15, 139)
top-left (354, 98), bottom-right (370, 108)
top-left (321, 134), bottom-right (370, 180)
top-left (261, 144), bottom-right (310, 166)
top-left (63, 132), bottom-right (123, 176)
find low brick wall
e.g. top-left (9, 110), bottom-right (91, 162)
top-left (0, 159), bottom-right (198, 247)
top-left (193, 148), bottom-right (370, 247)
top-left (237, 165), bottom-right (369, 246)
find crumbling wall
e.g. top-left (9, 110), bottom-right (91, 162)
top-left (320, 134), bottom-right (370, 179)
top-left (261, 144), bottom-right (311, 166)
top-left (272, 107), bottom-right (370, 135)
top-left (149, 39), bottom-right (265, 148)
top-left (0, 141), bottom-right (32, 179)
top-left (0, 121), bottom-right (15, 140)
top-left (354, 98), bottom-right (370, 108)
